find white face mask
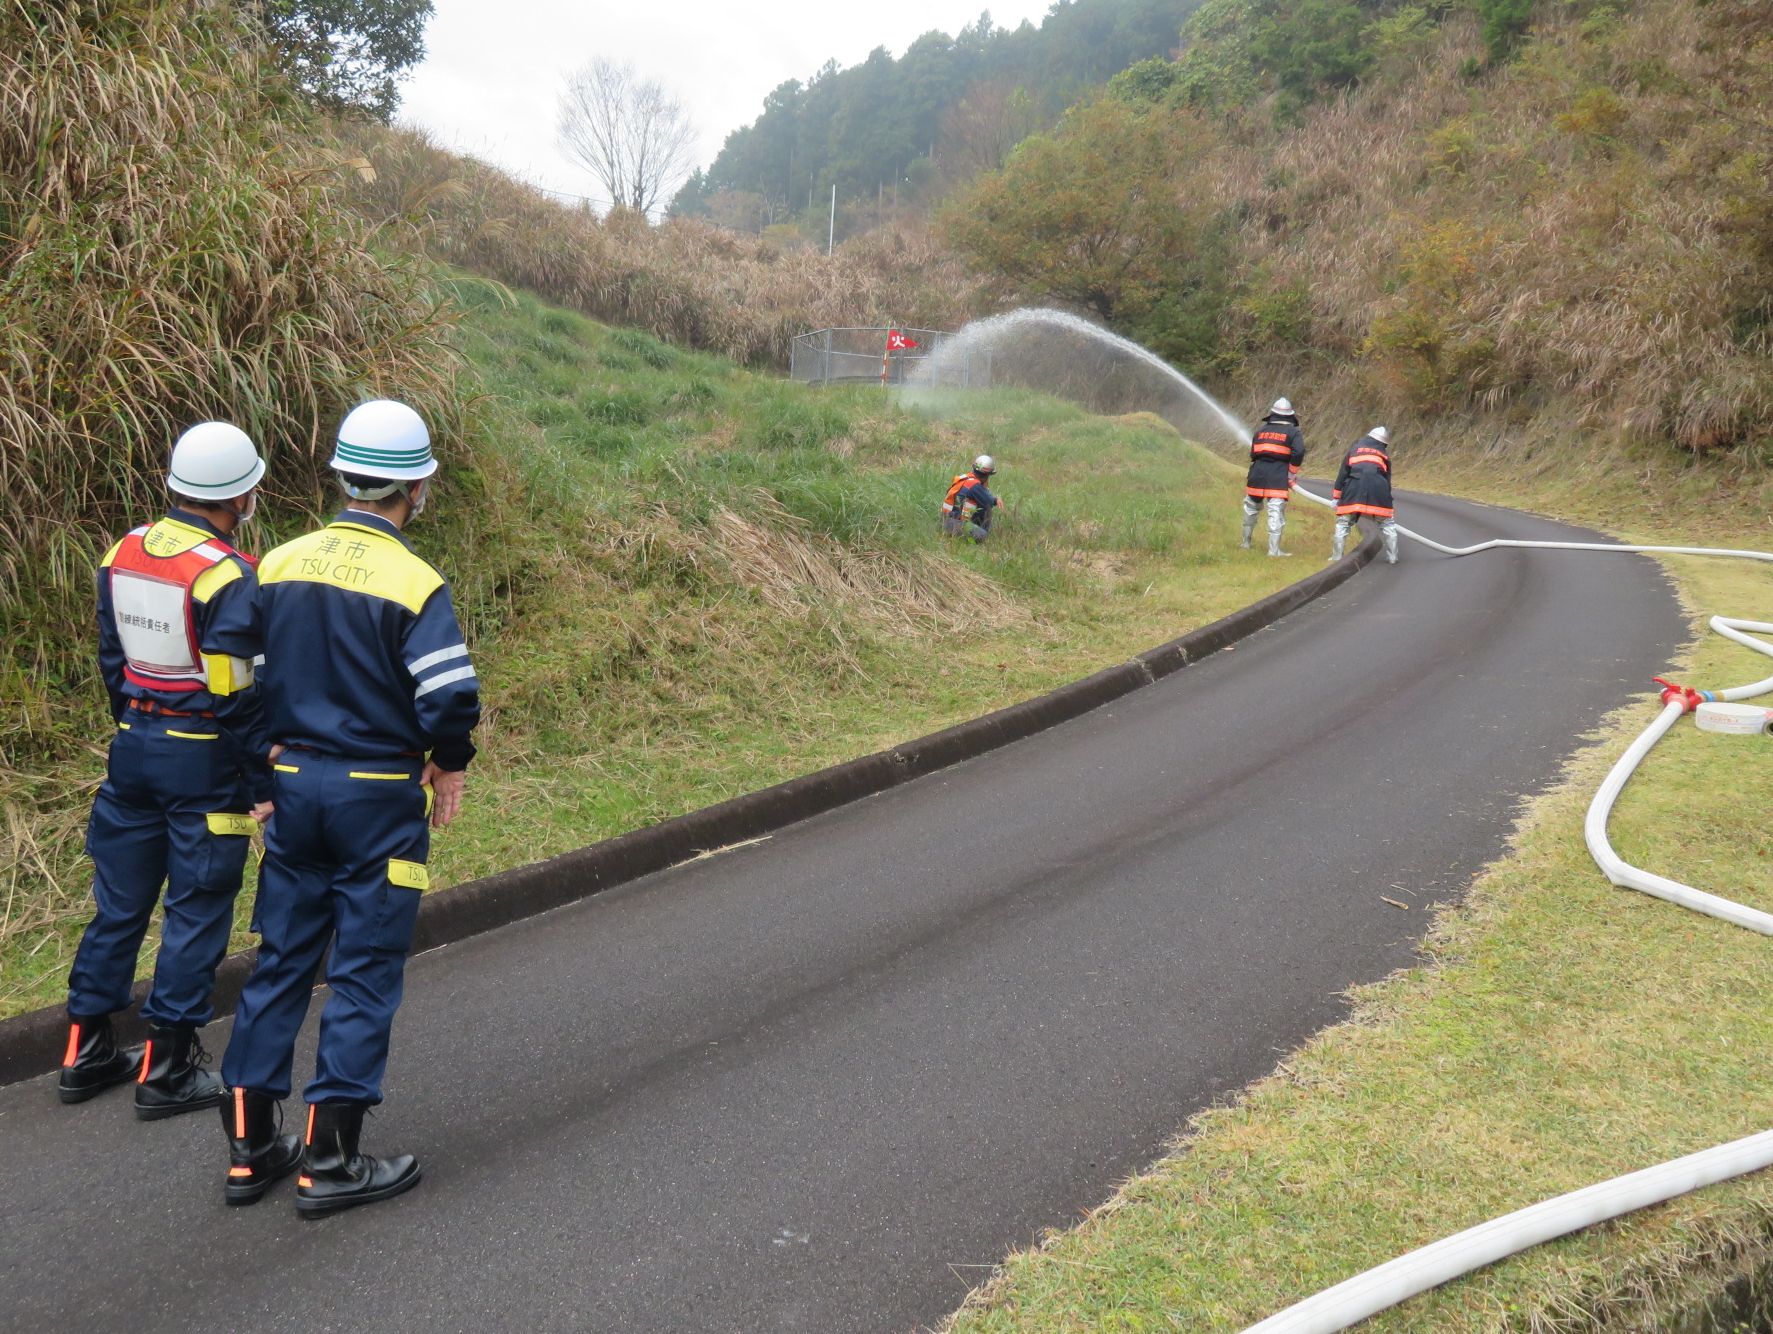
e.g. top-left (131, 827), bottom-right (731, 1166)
top-left (234, 491), bottom-right (258, 525)
top-left (406, 480), bottom-right (429, 519)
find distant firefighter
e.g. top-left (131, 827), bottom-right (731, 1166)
top-left (1330, 427), bottom-right (1399, 565)
top-left (1242, 398), bottom-right (1305, 557)
top-left (942, 454), bottom-right (1002, 543)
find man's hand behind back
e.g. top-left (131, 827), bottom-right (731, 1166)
top-left (421, 762), bottom-right (466, 829)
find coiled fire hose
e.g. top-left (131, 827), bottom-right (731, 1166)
top-left (1234, 483), bottom-right (1773, 1334)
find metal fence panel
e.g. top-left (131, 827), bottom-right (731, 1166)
top-left (789, 327), bottom-right (990, 388)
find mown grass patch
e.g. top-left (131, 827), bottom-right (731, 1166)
top-left (0, 280), bottom-right (1331, 1019)
top-left (945, 466), bottom-right (1772, 1333)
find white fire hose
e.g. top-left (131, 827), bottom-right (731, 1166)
top-left (1235, 483), bottom-right (1773, 1334)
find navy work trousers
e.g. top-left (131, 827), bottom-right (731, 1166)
top-left (67, 715), bottom-right (254, 1025)
top-left (223, 754), bottom-right (429, 1105)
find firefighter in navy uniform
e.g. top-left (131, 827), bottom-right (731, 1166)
top-left (1242, 397), bottom-right (1306, 557)
top-left (1330, 426), bottom-right (1400, 564)
top-left (941, 454), bottom-right (1001, 542)
top-left (60, 422), bottom-right (273, 1118)
top-left (220, 399), bottom-right (480, 1214)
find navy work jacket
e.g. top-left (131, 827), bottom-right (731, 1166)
top-left (256, 510), bottom-right (480, 771)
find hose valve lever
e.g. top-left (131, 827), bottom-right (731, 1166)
top-left (1652, 677), bottom-right (1705, 712)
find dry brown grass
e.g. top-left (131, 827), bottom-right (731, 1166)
top-left (708, 492), bottom-right (1019, 638)
top-left (334, 123), bottom-right (992, 369)
top-left (1216, 1), bottom-right (1773, 457)
top-left (0, 0), bottom-right (465, 759)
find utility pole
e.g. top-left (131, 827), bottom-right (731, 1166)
top-left (827, 183), bottom-right (836, 256)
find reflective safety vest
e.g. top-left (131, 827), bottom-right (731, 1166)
top-left (943, 472), bottom-right (981, 516)
top-left (107, 521), bottom-right (249, 695)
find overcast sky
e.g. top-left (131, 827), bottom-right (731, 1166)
top-left (399, 0), bottom-right (1060, 205)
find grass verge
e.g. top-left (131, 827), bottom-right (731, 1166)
top-left (944, 454), bottom-right (1773, 1332)
top-left (0, 277), bottom-right (1333, 1020)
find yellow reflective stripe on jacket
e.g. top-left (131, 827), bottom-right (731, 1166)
top-left (349, 770), bottom-right (413, 781)
top-left (140, 518), bottom-right (218, 559)
top-left (387, 858), bottom-right (429, 890)
top-left (165, 729), bottom-right (218, 741)
top-left (257, 522), bottom-right (444, 614)
top-left (190, 559), bottom-right (244, 605)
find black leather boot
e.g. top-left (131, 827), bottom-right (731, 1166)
top-left (57, 1014), bottom-right (142, 1104)
top-left (133, 1024), bottom-right (225, 1120)
top-left (221, 1087), bottom-right (303, 1206)
top-left (295, 1102), bottom-right (421, 1219)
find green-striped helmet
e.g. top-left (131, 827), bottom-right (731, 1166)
top-left (328, 400), bottom-right (436, 481)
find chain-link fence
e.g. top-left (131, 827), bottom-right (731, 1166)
top-left (789, 327), bottom-right (990, 388)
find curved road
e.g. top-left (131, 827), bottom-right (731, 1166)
top-left (0, 490), bottom-right (1684, 1333)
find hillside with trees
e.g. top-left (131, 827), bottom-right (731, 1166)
top-left (670, 0), bottom-right (1203, 234)
top-left (944, 0), bottom-right (1773, 463)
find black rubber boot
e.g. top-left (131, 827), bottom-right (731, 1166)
top-left (221, 1087), bottom-right (303, 1206)
top-left (133, 1024), bottom-right (225, 1120)
top-left (57, 1014), bottom-right (142, 1104)
top-left (295, 1102), bottom-right (421, 1220)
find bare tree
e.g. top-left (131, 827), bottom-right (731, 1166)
top-left (558, 58), bottom-right (696, 219)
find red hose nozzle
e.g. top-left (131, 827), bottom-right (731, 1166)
top-left (1652, 677), bottom-right (1704, 712)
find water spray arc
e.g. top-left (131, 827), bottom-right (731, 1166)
top-left (921, 312), bottom-right (1773, 1333)
top-left (909, 308), bottom-right (1250, 444)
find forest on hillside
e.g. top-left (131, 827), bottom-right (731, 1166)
top-left (940, 0), bottom-right (1773, 459)
top-left (670, 0), bottom-right (1202, 232)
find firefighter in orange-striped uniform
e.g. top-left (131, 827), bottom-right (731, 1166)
top-left (942, 454), bottom-right (1001, 542)
top-left (59, 422), bottom-right (273, 1119)
top-left (1330, 426), bottom-right (1399, 564)
top-left (1242, 397), bottom-right (1306, 557)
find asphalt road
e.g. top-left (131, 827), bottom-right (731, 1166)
top-left (0, 490), bottom-right (1686, 1334)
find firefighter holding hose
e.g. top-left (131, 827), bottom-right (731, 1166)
top-left (942, 454), bottom-right (1002, 543)
top-left (1242, 398), bottom-right (1306, 557)
top-left (1330, 426), bottom-right (1400, 564)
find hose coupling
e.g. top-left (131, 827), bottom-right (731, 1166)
top-left (1652, 677), bottom-right (1712, 712)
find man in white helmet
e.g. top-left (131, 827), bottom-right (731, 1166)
top-left (220, 399), bottom-right (480, 1215)
top-left (1330, 426), bottom-right (1400, 564)
top-left (1242, 398), bottom-right (1307, 557)
top-left (60, 422), bottom-right (274, 1120)
top-left (941, 454), bottom-right (1002, 542)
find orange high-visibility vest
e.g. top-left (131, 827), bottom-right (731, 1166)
top-left (107, 523), bottom-right (244, 694)
top-left (942, 472), bottom-right (980, 515)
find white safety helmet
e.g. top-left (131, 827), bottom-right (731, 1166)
top-left (1369, 426), bottom-right (1390, 445)
top-left (329, 400), bottom-right (437, 483)
top-left (167, 421), bottom-right (266, 501)
top-left (973, 454), bottom-right (995, 475)
top-left (1269, 397), bottom-right (1296, 418)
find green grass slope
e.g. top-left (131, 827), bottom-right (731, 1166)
top-left (0, 276), bottom-right (1332, 1018)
